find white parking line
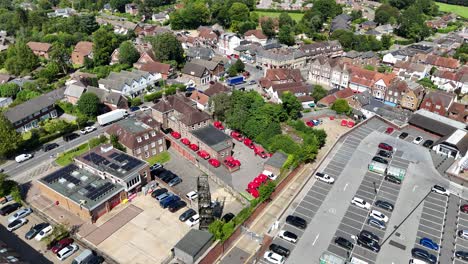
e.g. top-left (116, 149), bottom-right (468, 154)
top-left (417, 229), bottom-right (442, 240)
top-left (378, 190), bottom-right (399, 200)
top-left (419, 222), bottom-right (443, 233)
top-left (344, 183), bottom-right (349, 191)
top-left (352, 249), bottom-right (377, 263)
top-left (303, 195), bottom-right (322, 206)
top-left (423, 200), bottom-right (447, 211)
top-left (292, 211), bottom-right (312, 222)
top-left (336, 228), bottom-right (357, 238)
top-left (297, 204), bottom-right (316, 214)
top-left (358, 187), bottom-right (376, 197)
top-left (308, 189), bottom-right (327, 198)
top-left (343, 215), bottom-right (366, 226)
top-left (340, 222), bottom-right (361, 233)
top-left (312, 234), bottom-right (320, 246)
top-left (313, 184), bottom-right (331, 194)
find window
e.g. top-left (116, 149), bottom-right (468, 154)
top-left (221, 152), bottom-right (225, 157)
top-left (426, 102), bottom-right (431, 107)
top-left (136, 148), bottom-right (141, 154)
top-left (144, 145), bottom-right (149, 151)
top-left (159, 146), bottom-right (164, 152)
top-left (136, 137), bottom-right (142, 143)
top-left (151, 131), bottom-right (156, 137)
top-left (151, 142), bottom-right (156, 148)
top-left (145, 151), bottom-right (149, 158)
top-left (435, 105), bottom-right (441, 109)
top-left (388, 91), bottom-right (393, 95)
top-left (158, 139), bottom-right (163, 145)
top-left (144, 134), bottom-right (149, 140)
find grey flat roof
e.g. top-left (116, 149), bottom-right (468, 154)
top-left (174, 229), bottom-right (213, 258)
top-left (192, 125), bottom-right (231, 152)
top-left (265, 151), bottom-right (287, 168)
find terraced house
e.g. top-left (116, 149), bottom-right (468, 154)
top-left (98, 69), bottom-right (160, 98)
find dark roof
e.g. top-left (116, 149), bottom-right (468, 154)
top-left (191, 125), bottom-right (231, 152)
top-left (265, 151), bottom-right (287, 169)
top-left (434, 130), bottom-right (468, 156)
top-left (181, 62), bottom-right (208, 78)
top-left (4, 88), bottom-right (64, 123)
top-left (174, 229), bottom-right (213, 258)
top-left (86, 86), bottom-right (126, 106)
top-left (409, 113), bottom-right (457, 136)
top-left (204, 82), bottom-right (230, 97)
top-left (152, 94), bottom-right (210, 126)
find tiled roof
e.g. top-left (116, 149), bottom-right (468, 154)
top-left (73, 41), bottom-right (93, 56)
top-left (190, 58), bottom-right (220, 71)
top-left (204, 82), bottom-right (230, 97)
top-left (271, 82), bottom-right (309, 94)
top-left (425, 55), bottom-right (460, 69)
top-left (318, 88), bottom-right (354, 106)
top-left (181, 62), bottom-right (207, 78)
top-left (152, 94), bottom-right (210, 126)
top-left (190, 90), bottom-right (209, 105)
top-left (245, 29), bottom-right (267, 40)
top-left (139, 62), bottom-right (171, 75)
top-left (265, 68), bottom-right (303, 83)
top-left (27, 41), bottom-right (51, 52)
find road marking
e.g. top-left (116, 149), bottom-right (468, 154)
top-left (344, 183), bottom-right (349, 191)
top-left (312, 233), bottom-right (320, 246)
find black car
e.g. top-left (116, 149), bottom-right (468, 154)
top-left (269, 243), bottom-right (290, 257)
top-left (256, 65), bottom-right (263, 70)
top-left (359, 230), bottom-right (380, 243)
top-left (179, 209), bottom-right (197, 222)
top-left (222, 213), bottom-right (235, 223)
top-left (168, 200), bottom-right (187, 213)
top-left (43, 143), bottom-right (59, 152)
top-left (63, 133), bottom-right (79, 142)
top-left (334, 237), bottom-right (353, 250)
top-left (456, 251), bottom-right (468, 261)
top-left (357, 235), bottom-right (380, 252)
top-left (151, 188), bottom-right (168, 198)
top-left (375, 200), bottom-right (394, 212)
top-left (162, 173), bottom-right (177, 183)
top-left (87, 255), bottom-right (105, 264)
top-left (286, 215), bottom-right (307, 229)
top-left (399, 132), bottom-right (409, 139)
top-left (0, 203), bottom-right (21, 216)
top-left (385, 175), bottom-right (401, 184)
top-left (372, 156), bottom-right (388, 164)
top-left (411, 248), bottom-right (437, 264)
top-left (423, 140), bottom-right (434, 148)
top-left (25, 223), bottom-right (49, 240)
top-left (377, 150), bottom-right (392, 158)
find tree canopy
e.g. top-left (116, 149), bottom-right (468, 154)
top-left (148, 33), bottom-right (184, 65)
top-left (77, 92), bottom-right (100, 117)
top-left (0, 114), bottom-right (20, 158)
top-left (5, 40), bottom-right (39, 76)
top-left (331, 99), bottom-right (351, 114)
top-left (169, 0), bottom-right (210, 30)
top-left (118, 41), bottom-right (140, 66)
top-left (91, 26), bottom-right (121, 67)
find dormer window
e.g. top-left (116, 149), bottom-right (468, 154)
top-left (137, 137), bottom-right (142, 142)
top-left (151, 131), bottom-right (156, 137)
top-left (144, 134), bottom-right (149, 140)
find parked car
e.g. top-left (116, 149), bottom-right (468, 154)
top-left (334, 237), bottom-right (353, 250)
top-left (230, 131), bottom-right (243, 141)
top-left (15, 154), bottom-right (33, 163)
top-left (431, 185), bottom-right (449, 196)
top-left (151, 188), bottom-right (167, 199)
top-left (149, 163), bottom-right (162, 171)
top-left (0, 203), bottom-right (21, 216)
top-left (63, 133), bottom-right (79, 142)
top-left (209, 159), bottom-right (221, 168)
top-left (35, 225), bottom-right (53, 241)
top-left (372, 156), bottom-right (388, 164)
top-left (186, 191), bottom-right (198, 201)
top-left (456, 251), bottom-right (468, 260)
top-left (286, 215), bottom-right (307, 229)
top-left (168, 200), bottom-right (187, 213)
top-left (459, 230), bottom-right (468, 240)
top-left (189, 144), bottom-right (199, 151)
top-left (25, 223), bottom-right (49, 240)
top-left (375, 200), bottom-right (394, 212)
top-left (385, 175), bottom-right (401, 185)
top-left (160, 195), bottom-right (180, 209)
top-left (79, 126), bottom-right (96, 135)
top-left (377, 150), bottom-right (392, 158)
top-left (197, 150), bottom-right (210, 160)
top-left (357, 234), bottom-right (380, 252)
top-left (351, 197), bottom-right (371, 210)
top-left (278, 230), bottom-right (297, 243)
top-left (168, 176), bottom-right (182, 187)
top-left (269, 243), bottom-right (290, 257)
top-left (423, 140), bottom-right (434, 148)
top-left (359, 230), bottom-right (379, 243)
top-left (179, 209), bottom-right (197, 222)
top-left (369, 210), bottom-right (389, 223)
top-left (420, 237), bottom-right (439, 250)
top-left (385, 127), bottom-right (394, 134)
top-left (156, 192), bottom-right (171, 201)
top-left (249, 80), bottom-right (256, 85)
top-left (7, 218), bottom-right (28, 231)
top-left (461, 204), bottom-right (468, 213)
top-left (399, 132), bottom-right (409, 139)
top-left (8, 208), bottom-right (32, 223)
top-left (367, 217), bottom-right (386, 230)
top-left (186, 214), bottom-right (200, 227)
top-left (57, 243), bottom-right (79, 261)
top-left (411, 248), bottom-right (437, 264)
top-left (140, 105), bottom-right (150, 111)
top-left (171, 131), bottom-right (181, 139)
top-left (51, 238), bottom-right (74, 254)
top-left (413, 136), bottom-right (423, 145)
top-left (263, 251), bottom-right (285, 264)
top-left (378, 143), bottom-right (393, 152)
top-left (43, 143), bottom-right (59, 152)
top-left (314, 172), bottom-right (335, 184)
top-left (161, 172), bottom-right (177, 183)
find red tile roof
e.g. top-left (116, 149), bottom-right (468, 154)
top-left (265, 68), bottom-right (303, 83)
top-left (245, 29), bottom-right (267, 40)
top-left (139, 62), bottom-right (171, 75)
top-left (426, 55), bottom-right (460, 70)
top-left (190, 90), bottom-right (209, 105)
top-left (73, 41), bottom-right (93, 56)
top-left (318, 88), bottom-right (355, 106)
top-left (27, 41), bottom-right (51, 52)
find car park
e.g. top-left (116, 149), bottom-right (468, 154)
top-left (372, 156), bottom-right (388, 164)
top-left (221, 213), bottom-right (235, 223)
top-left (186, 191), bottom-right (198, 201)
top-left (168, 176), bottom-right (182, 187)
top-left (186, 214), bottom-right (200, 227)
top-left (15, 154), bottom-right (33, 163)
top-left (151, 188), bottom-right (167, 198)
top-left (459, 230), bottom-right (468, 240)
top-left (351, 197), bottom-right (371, 210)
top-left (7, 218), bottom-right (28, 231)
top-left (269, 243), bottom-right (290, 257)
top-left (35, 225), bottom-right (53, 241)
top-left (43, 143), bottom-right (59, 152)
top-left (375, 200), bottom-right (394, 212)
top-left (461, 204), bottom-right (468, 213)
top-left (51, 238), bottom-right (74, 254)
top-left (0, 203), bottom-right (21, 216)
top-left (378, 143), bottom-right (393, 152)
top-left (179, 209), bottom-right (197, 222)
top-left (8, 208), bottom-right (32, 223)
top-left (431, 185), bottom-right (449, 196)
top-left (160, 195), bottom-right (180, 208)
top-left (420, 237), bottom-right (439, 250)
top-left (455, 251), bottom-right (468, 260)
top-left (314, 172), bottom-right (335, 184)
top-left (367, 217), bottom-right (386, 229)
top-left (369, 210), bottom-right (389, 222)
top-left (263, 251), bottom-right (285, 264)
top-left (423, 140), bottom-right (434, 148)
top-left (278, 230), bottom-right (297, 243)
top-left (399, 132), bottom-right (409, 139)
top-left (385, 175), bottom-right (401, 184)
top-left (357, 234), bottom-right (380, 252)
top-left (413, 136), bottom-right (423, 145)
top-left (377, 150), bottom-right (392, 158)
top-left (411, 248), bottom-right (437, 264)
top-left (25, 222), bottom-right (49, 240)
top-left (57, 243), bottom-right (79, 261)
top-left (334, 237), bottom-right (354, 250)
top-left (359, 230), bottom-right (379, 243)
top-left (286, 215), bottom-right (307, 229)
top-left (168, 200), bottom-right (187, 213)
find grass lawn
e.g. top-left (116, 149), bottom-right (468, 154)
top-left (145, 151), bottom-right (171, 165)
top-left (436, 3), bottom-right (468, 18)
top-left (55, 143), bottom-right (90, 166)
top-left (253, 11), bottom-right (304, 22)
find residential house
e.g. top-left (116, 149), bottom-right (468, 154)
top-left (399, 81), bottom-right (426, 111)
top-left (299, 40), bottom-right (343, 61)
top-left (317, 88), bottom-right (355, 107)
top-left (265, 82), bottom-right (311, 104)
top-left (135, 25), bottom-right (171, 37)
top-left (197, 26), bottom-right (218, 47)
top-left (189, 90), bottom-right (210, 111)
top-left (186, 47), bottom-right (215, 61)
top-left (190, 58), bottom-right (225, 78)
top-left (308, 56), bottom-right (350, 90)
top-left (132, 49), bottom-right (157, 67)
top-left (218, 33), bottom-right (241, 55)
top-left (106, 113), bottom-right (166, 160)
top-left (348, 66), bottom-right (397, 96)
top-left (152, 12), bottom-right (169, 23)
top-left (3, 88), bottom-right (64, 132)
top-left (27, 41), bottom-right (51, 59)
top-left (0, 97), bottom-right (12, 108)
top-left (64, 83), bottom-right (128, 110)
top-left (256, 47), bottom-right (306, 69)
top-left (419, 90), bottom-right (456, 116)
top-left (431, 69), bottom-right (467, 93)
top-left (374, 24), bottom-right (394, 35)
top-left (204, 82), bottom-right (230, 97)
top-left (125, 3), bottom-right (138, 15)
top-left (98, 70), bottom-right (160, 98)
top-left (259, 68), bottom-right (303, 89)
top-left (180, 62), bottom-right (211, 85)
top-left (341, 51), bottom-right (380, 68)
top-left (330, 14), bottom-right (352, 33)
top-left (96, 17), bottom-right (137, 35)
top-left (0, 31), bottom-right (14, 52)
top-left (47, 8), bottom-right (75, 18)
top-left (244, 30), bottom-right (268, 45)
top-left (71, 41), bottom-right (93, 66)
top-left (138, 62), bottom-right (172, 80)
top-left (393, 61), bottom-right (429, 81)
top-left (64, 83), bottom-right (86, 105)
top-left (0, 74), bottom-right (11, 84)
top-left (447, 102), bottom-right (468, 123)
top-left (359, 21), bottom-right (377, 30)
top-left (383, 44), bottom-right (432, 65)
top-left (415, 54), bottom-right (460, 71)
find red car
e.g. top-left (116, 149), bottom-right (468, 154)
top-left (209, 158), bottom-right (221, 168)
top-left (247, 188), bottom-right (259, 198)
top-left (171, 131), bottom-right (181, 139)
top-left (189, 144), bottom-right (199, 151)
top-left (243, 138), bottom-right (254, 149)
top-left (461, 204), bottom-right (468, 213)
top-left (378, 142), bottom-right (393, 152)
top-left (51, 237), bottom-right (74, 254)
top-left (306, 121), bottom-right (314, 127)
top-left (385, 127), bottom-right (394, 134)
top-left (224, 157), bottom-right (241, 168)
top-left (254, 145), bottom-right (268, 159)
top-left (181, 138), bottom-right (190, 145)
top-left (213, 121), bottom-right (224, 130)
top-left (230, 131), bottom-right (244, 141)
top-left (197, 150), bottom-right (210, 160)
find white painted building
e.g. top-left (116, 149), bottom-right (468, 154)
top-left (218, 33), bottom-right (241, 55)
top-left (98, 70), bottom-right (160, 98)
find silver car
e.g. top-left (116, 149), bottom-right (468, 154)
top-left (8, 208), bottom-right (32, 223)
top-left (367, 217), bottom-right (386, 230)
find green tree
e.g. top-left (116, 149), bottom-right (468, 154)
top-left (232, 59), bottom-right (245, 73)
top-left (0, 83), bottom-right (19, 98)
top-left (350, 10), bottom-right (363, 21)
top-left (0, 114), bottom-right (20, 158)
top-left (148, 33), bottom-right (184, 65)
top-left (261, 17), bottom-right (276, 38)
top-left (381, 35), bottom-right (392, 50)
top-left (389, 0), bottom-right (413, 9)
top-left (118, 41), bottom-right (140, 66)
top-left (49, 42), bottom-right (70, 74)
top-left (279, 12), bottom-right (295, 27)
top-left (228, 3), bottom-right (249, 24)
top-left (5, 40), bottom-right (39, 76)
top-left (331, 98), bottom-right (351, 114)
top-left (36, 62), bottom-right (61, 82)
top-left (396, 5), bottom-right (431, 41)
top-left (454, 43), bottom-right (468, 64)
top-left (92, 26), bottom-right (120, 67)
top-left (311, 85), bottom-right (327, 101)
top-left (169, 1), bottom-right (210, 29)
top-left (79, 14), bottom-right (99, 35)
top-left (278, 25), bottom-right (295, 46)
top-left (237, 21), bottom-right (257, 35)
top-left (15, 89), bottom-right (40, 102)
top-left (110, 134), bottom-right (126, 152)
top-left (77, 92), bottom-right (100, 117)
top-left (110, 0), bottom-right (131, 12)
top-left (281, 92), bottom-right (302, 119)
top-left (313, 0), bottom-right (342, 21)
top-left (258, 180), bottom-right (276, 201)
top-left (374, 4), bottom-right (399, 25)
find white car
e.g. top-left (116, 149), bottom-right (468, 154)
top-left (370, 210), bottom-right (389, 223)
top-left (140, 105), bottom-right (150, 111)
top-left (7, 218), bottom-right (28, 231)
top-left (413, 136), bottom-right (423, 145)
top-left (56, 243), bottom-right (79, 261)
top-left (8, 208), bottom-right (32, 223)
top-left (315, 172), bottom-right (335, 184)
top-left (263, 170), bottom-right (277, 181)
top-left (15, 154), bottom-right (33, 163)
top-left (459, 230), bottom-right (468, 240)
top-left (186, 214), bottom-right (200, 227)
top-left (351, 197), bottom-right (371, 210)
top-left (35, 225), bottom-right (53, 241)
top-left (431, 185), bottom-right (450, 196)
top-left (278, 230), bottom-right (298, 243)
top-left (263, 251), bottom-right (285, 264)
top-left (186, 191), bottom-right (198, 201)
top-left (80, 126), bottom-right (96, 134)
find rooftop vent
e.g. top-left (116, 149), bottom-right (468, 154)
top-left (67, 183), bottom-right (76, 189)
top-left (80, 175), bottom-right (88, 182)
top-left (58, 178), bottom-right (67, 184)
top-left (100, 144), bottom-right (114, 153)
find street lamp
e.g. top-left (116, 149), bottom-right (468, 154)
top-left (373, 181), bottom-right (377, 193)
